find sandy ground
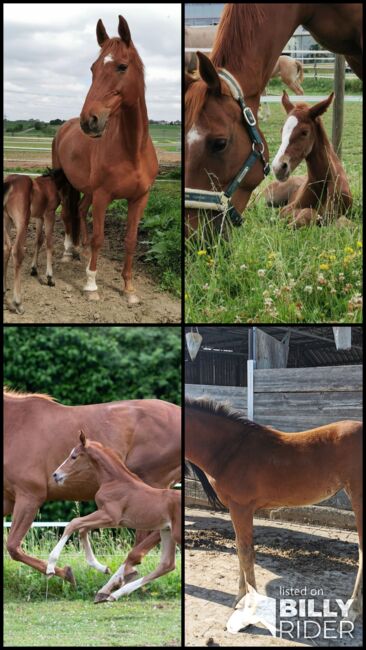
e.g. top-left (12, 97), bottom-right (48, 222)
top-left (185, 507), bottom-right (363, 647)
top-left (4, 215), bottom-right (181, 324)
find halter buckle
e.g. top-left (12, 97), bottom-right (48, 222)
top-left (243, 106), bottom-right (256, 127)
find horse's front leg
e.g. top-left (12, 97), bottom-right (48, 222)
top-left (47, 510), bottom-right (113, 576)
top-left (229, 501), bottom-right (256, 608)
top-left (122, 191), bottom-right (150, 306)
top-left (83, 191), bottom-right (109, 301)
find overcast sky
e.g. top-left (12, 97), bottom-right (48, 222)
top-left (4, 3), bottom-right (181, 122)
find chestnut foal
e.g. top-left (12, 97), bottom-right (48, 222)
top-left (47, 431), bottom-right (181, 603)
top-left (266, 91), bottom-right (352, 227)
top-left (3, 169), bottom-right (67, 313)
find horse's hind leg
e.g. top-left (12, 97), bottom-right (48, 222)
top-left (10, 216), bottom-right (29, 315)
top-left (122, 191), bottom-right (150, 305)
top-left (94, 530), bottom-right (161, 603)
top-left (346, 487), bottom-right (363, 620)
top-left (3, 214), bottom-right (12, 297)
top-left (31, 218), bottom-right (44, 277)
top-left (44, 210), bottom-right (56, 286)
top-left (229, 501), bottom-right (256, 608)
top-left (7, 494), bottom-right (75, 585)
top-left (107, 528), bottom-right (176, 602)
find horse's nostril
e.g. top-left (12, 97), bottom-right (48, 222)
top-left (90, 115), bottom-right (98, 127)
top-left (52, 472), bottom-right (57, 478)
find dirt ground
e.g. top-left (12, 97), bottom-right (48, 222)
top-left (4, 216), bottom-right (181, 324)
top-left (185, 507), bottom-right (363, 647)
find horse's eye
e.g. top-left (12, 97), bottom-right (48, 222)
top-left (117, 63), bottom-right (128, 72)
top-left (71, 455), bottom-right (77, 460)
top-left (301, 130), bottom-right (308, 137)
top-left (211, 138), bottom-right (228, 153)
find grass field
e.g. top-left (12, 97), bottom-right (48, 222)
top-left (185, 101), bottom-right (362, 323)
top-left (4, 528), bottom-right (181, 647)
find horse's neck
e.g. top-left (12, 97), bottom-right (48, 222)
top-left (306, 121), bottom-right (338, 184)
top-left (186, 411), bottom-right (241, 478)
top-left (87, 446), bottom-right (128, 484)
top-left (108, 95), bottom-right (149, 161)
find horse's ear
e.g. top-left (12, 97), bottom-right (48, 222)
top-left (118, 15), bottom-right (131, 46)
top-left (197, 52), bottom-right (221, 95)
top-left (282, 90), bottom-right (294, 114)
top-left (96, 19), bottom-right (109, 47)
top-left (308, 92), bottom-right (334, 120)
top-left (185, 73), bottom-right (196, 93)
top-left (79, 430), bottom-right (87, 446)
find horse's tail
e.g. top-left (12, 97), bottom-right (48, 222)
top-left (185, 462), bottom-right (225, 510)
top-left (296, 60), bottom-right (304, 83)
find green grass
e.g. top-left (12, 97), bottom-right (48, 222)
top-left (4, 529), bottom-right (181, 646)
top-left (185, 102), bottom-right (362, 323)
top-left (267, 75), bottom-right (362, 95)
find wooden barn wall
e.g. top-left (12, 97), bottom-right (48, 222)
top-left (185, 352), bottom-right (246, 387)
top-left (253, 364), bottom-right (362, 431)
top-left (185, 384), bottom-right (247, 414)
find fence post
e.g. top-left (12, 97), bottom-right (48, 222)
top-left (332, 54), bottom-right (345, 158)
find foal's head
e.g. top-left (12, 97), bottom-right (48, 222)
top-left (80, 15), bottom-right (144, 137)
top-left (272, 91), bottom-right (334, 181)
top-left (52, 430), bottom-right (92, 484)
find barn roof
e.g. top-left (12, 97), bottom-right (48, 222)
top-left (184, 326), bottom-right (362, 367)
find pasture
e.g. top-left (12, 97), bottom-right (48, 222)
top-left (185, 101), bottom-right (362, 323)
top-left (4, 527), bottom-right (181, 647)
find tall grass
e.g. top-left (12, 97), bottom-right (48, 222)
top-left (186, 102), bottom-right (362, 323)
top-left (4, 528), bottom-right (181, 602)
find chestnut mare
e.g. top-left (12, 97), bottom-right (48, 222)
top-left (3, 170), bottom-right (69, 314)
top-left (53, 15), bottom-right (158, 304)
top-left (4, 389), bottom-right (180, 592)
top-left (185, 399), bottom-right (363, 621)
top-left (185, 3), bottom-right (362, 231)
top-left (47, 431), bottom-right (181, 603)
top-left (265, 91), bottom-right (352, 227)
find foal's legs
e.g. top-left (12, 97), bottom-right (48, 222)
top-left (30, 218), bottom-right (44, 277)
top-left (122, 191), bottom-right (150, 305)
top-left (79, 530), bottom-right (110, 574)
top-left (7, 494), bottom-right (75, 584)
top-left (107, 528), bottom-right (176, 602)
top-left (44, 209), bottom-right (56, 285)
top-left (10, 210), bottom-right (30, 314)
top-left (229, 501), bottom-right (256, 607)
top-left (3, 214), bottom-right (12, 296)
top-left (94, 530), bottom-right (161, 603)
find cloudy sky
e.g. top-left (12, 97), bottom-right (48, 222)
top-left (4, 3), bottom-right (181, 122)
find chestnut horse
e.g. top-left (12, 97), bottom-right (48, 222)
top-left (47, 431), bottom-right (181, 603)
top-left (265, 91), bottom-right (352, 227)
top-left (185, 398), bottom-right (363, 621)
top-left (185, 3), bottom-right (362, 231)
top-left (53, 15), bottom-right (158, 304)
top-left (4, 389), bottom-right (180, 593)
top-left (3, 170), bottom-right (70, 314)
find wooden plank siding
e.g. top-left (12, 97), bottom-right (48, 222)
top-left (185, 383), bottom-right (247, 415)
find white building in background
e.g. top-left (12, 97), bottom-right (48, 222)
top-left (185, 3), bottom-right (224, 25)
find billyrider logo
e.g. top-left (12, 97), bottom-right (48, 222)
top-left (226, 585), bottom-right (355, 640)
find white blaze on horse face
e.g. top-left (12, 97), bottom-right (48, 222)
top-left (103, 54), bottom-right (114, 65)
top-left (187, 125), bottom-right (205, 148)
top-left (272, 115), bottom-right (298, 173)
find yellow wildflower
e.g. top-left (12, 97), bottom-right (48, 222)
top-left (319, 263), bottom-right (329, 271)
top-left (197, 250), bottom-right (207, 256)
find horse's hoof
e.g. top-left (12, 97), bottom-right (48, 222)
top-left (84, 290), bottom-right (100, 301)
top-left (30, 266), bottom-right (38, 276)
top-left (64, 565), bottom-right (76, 587)
top-left (106, 595), bottom-right (116, 602)
top-left (94, 592), bottom-right (110, 604)
top-left (125, 291), bottom-right (140, 306)
top-left (47, 276), bottom-right (55, 287)
top-left (9, 301), bottom-right (25, 315)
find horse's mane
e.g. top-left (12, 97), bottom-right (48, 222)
top-left (185, 78), bottom-right (208, 131)
top-left (185, 397), bottom-right (271, 435)
top-left (211, 4), bottom-right (265, 70)
top-left (3, 387), bottom-right (56, 402)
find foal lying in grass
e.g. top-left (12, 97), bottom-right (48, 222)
top-left (265, 91), bottom-right (352, 227)
top-left (47, 431), bottom-right (181, 602)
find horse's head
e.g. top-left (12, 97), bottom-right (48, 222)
top-left (80, 15), bottom-right (144, 137)
top-left (272, 91), bottom-right (334, 181)
top-left (52, 430), bottom-right (89, 484)
top-left (185, 52), bottom-right (269, 232)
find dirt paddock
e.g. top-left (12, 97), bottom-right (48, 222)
top-left (185, 507), bottom-right (362, 647)
top-left (4, 214), bottom-right (181, 324)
